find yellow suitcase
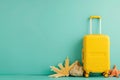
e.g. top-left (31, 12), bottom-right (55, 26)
top-left (82, 16), bottom-right (110, 77)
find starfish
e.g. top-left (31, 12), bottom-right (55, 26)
top-left (109, 65), bottom-right (120, 77)
top-left (49, 57), bottom-right (77, 78)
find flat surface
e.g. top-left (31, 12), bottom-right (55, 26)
top-left (0, 75), bottom-right (118, 80)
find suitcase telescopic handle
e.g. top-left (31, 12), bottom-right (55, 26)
top-left (90, 16), bottom-right (102, 34)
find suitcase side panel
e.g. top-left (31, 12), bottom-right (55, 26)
top-left (82, 34), bottom-right (110, 73)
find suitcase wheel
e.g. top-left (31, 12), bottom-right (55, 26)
top-left (103, 72), bottom-right (108, 77)
top-left (84, 72), bottom-right (89, 78)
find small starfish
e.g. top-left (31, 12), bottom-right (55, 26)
top-left (109, 65), bottom-right (120, 77)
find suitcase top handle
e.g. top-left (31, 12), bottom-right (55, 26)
top-left (90, 16), bottom-right (102, 34)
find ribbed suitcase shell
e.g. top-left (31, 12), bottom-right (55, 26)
top-left (82, 34), bottom-right (110, 72)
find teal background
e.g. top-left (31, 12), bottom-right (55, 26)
top-left (0, 0), bottom-right (120, 77)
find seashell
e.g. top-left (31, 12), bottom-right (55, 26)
top-left (69, 61), bottom-right (83, 76)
